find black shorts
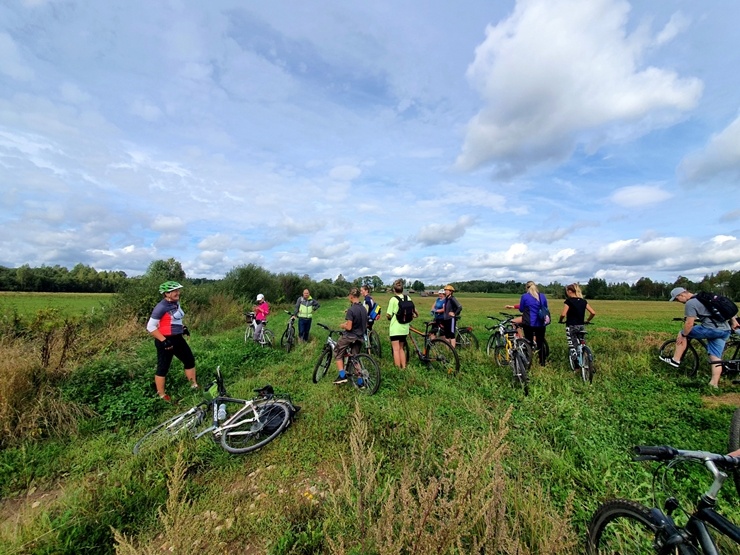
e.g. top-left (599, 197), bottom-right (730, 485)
top-left (155, 334), bottom-right (195, 376)
top-left (390, 335), bottom-right (407, 343)
top-left (441, 318), bottom-right (456, 339)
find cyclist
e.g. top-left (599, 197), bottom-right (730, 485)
top-left (517, 281), bottom-right (549, 366)
top-left (441, 284), bottom-right (462, 348)
top-left (558, 283), bottom-right (596, 368)
top-left (430, 289), bottom-right (446, 331)
top-left (146, 281), bottom-right (197, 401)
top-left (333, 288), bottom-right (368, 384)
top-left (661, 287), bottom-right (731, 388)
top-left (387, 279), bottom-right (416, 368)
top-left (253, 293), bottom-right (270, 344)
top-left (360, 285), bottom-right (381, 331)
top-left (292, 289), bottom-right (320, 342)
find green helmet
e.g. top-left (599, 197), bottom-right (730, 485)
top-left (159, 281), bottom-right (183, 294)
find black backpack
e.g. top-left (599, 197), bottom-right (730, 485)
top-left (693, 291), bottom-right (739, 322)
top-left (394, 295), bottom-right (416, 324)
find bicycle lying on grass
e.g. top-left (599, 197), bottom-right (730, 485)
top-left (243, 311), bottom-right (274, 347)
top-left (563, 322), bottom-right (594, 383)
top-left (280, 310), bottom-right (296, 353)
top-left (586, 445), bottom-right (740, 554)
top-left (659, 319), bottom-right (740, 378)
top-left (133, 367), bottom-right (298, 455)
top-left (403, 321), bottom-right (460, 376)
top-left (311, 323), bottom-right (380, 395)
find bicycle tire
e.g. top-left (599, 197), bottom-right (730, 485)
top-left (586, 499), bottom-right (691, 554)
top-left (488, 333), bottom-right (509, 366)
top-left (312, 347), bottom-right (333, 383)
top-left (220, 401), bottom-right (290, 454)
top-left (133, 407), bottom-right (205, 455)
top-left (426, 338), bottom-right (460, 376)
top-left (582, 346), bottom-right (595, 383)
top-left (455, 329), bottom-right (479, 350)
top-left (659, 339), bottom-right (699, 378)
top-left (281, 327), bottom-right (295, 353)
top-left (348, 353), bottom-right (381, 395)
top-left (729, 408), bottom-right (740, 498)
top-left (244, 325), bottom-right (253, 343)
top-left (515, 338), bottom-right (534, 369)
top-left (512, 350), bottom-right (529, 396)
top-left (368, 330), bottom-right (382, 359)
top-left (258, 328), bottom-right (275, 348)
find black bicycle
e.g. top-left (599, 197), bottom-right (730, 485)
top-left (587, 445), bottom-right (740, 553)
top-left (312, 323), bottom-right (381, 395)
top-left (280, 310), bottom-right (296, 353)
top-left (403, 321), bottom-right (460, 376)
top-left (430, 318), bottom-right (479, 351)
top-left (563, 322), bottom-right (594, 383)
top-left (659, 319), bottom-right (740, 378)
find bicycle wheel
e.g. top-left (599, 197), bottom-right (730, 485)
top-left (281, 326), bottom-right (295, 353)
top-left (512, 350), bottom-right (529, 396)
top-left (586, 499), bottom-right (665, 554)
top-left (729, 408), bottom-right (740, 498)
top-left (368, 330), bottom-right (382, 359)
top-left (455, 329), bottom-right (479, 350)
top-left (425, 338), bottom-right (460, 376)
top-left (244, 325), bottom-right (253, 342)
top-left (515, 338), bottom-right (534, 369)
top-left (349, 353), bottom-right (381, 395)
top-left (220, 401), bottom-right (290, 454)
top-left (488, 333), bottom-right (509, 366)
top-left (312, 347), bottom-right (333, 383)
top-left (133, 407), bottom-right (205, 455)
top-left (258, 328), bottom-right (274, 348)
top-left (581, 346), bottom-right (595, 383)
top-left (659, 339), bottom-right (699, 378)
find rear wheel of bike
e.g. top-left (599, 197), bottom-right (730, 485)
top-left (581, 346), bottom-right (595, 383)
top-left (455, 329), bottom-right (479, 350)
top-left (368, 330), bottom-right (382, 359)
top-left (220, 401), bottom-right (290, 454)
top-left (729, 408), bottom-right (740, 498)
top-left (312, 347), bottom-right (333, 383)
top-left (515, 338), bottom-right (534, 369)
top-left (281, 326), bottom-right (295, 353)
top-left (348, 353), bottom-right (381, 395)
top-left (659, 339), bottom-right (699, 378)
top-left (133, 407), bottom-right (205, 455)
top-left (426, 338), bottom-right (460, 376)
top-left (511, 350), bottom-right (529, 396)
top-left (244, 325), bottom-right (253, 343)
top-left (586, 499), bottom-right (664, 555)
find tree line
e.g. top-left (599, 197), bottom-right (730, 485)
top-left (2, 261), bottom-right (740, 301)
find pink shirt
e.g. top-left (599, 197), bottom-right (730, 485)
top-left (255, 301), bottom-right (270, 321)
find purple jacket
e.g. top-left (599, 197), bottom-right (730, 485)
top-left (519, 292), bottom-right (548, 327)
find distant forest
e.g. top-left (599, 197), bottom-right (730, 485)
top-left (1, 260), bottom-right (739, 301)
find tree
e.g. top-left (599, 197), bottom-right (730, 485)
top-left (584, 278), bottom-right (608, 299)
top-left (411, 280), bottom-right (425, 291)
top-left (145, 258), bottom-right (186, 282)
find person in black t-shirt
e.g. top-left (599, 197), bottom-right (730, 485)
top-left (559, 283), bottom-right (596, 368)
top-left (333, 288), bottom-right (368, 384)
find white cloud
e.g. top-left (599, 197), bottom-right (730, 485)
top-left (456, 0), bottom-right (702, 176)
top-left (609, 184), bottom-right (673, 208)
top-left (679, 114), bottom-right (740, 183)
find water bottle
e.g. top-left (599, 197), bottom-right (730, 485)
top-left (217, 403), bottom-right (227, 421)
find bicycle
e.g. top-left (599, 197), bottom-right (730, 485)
top-left (485, 313), bottom-right (533, 369)
top-left (586, 445), bottom-right (740, 554)
top-left (364, 327), bottom-right (382, 359)
top-left (728, 408), bottom-right (740, 498)
top-left (562, 322), bottom-right (595, 383)
top-left (430, 318), bottom-right (479, 350)
top-left (280, 310), bottom-right (296, 353)
top-left (311, 323), bottom-right (380, 395)
top-left (243, 311), bottom-right (274, 347)
top-left (659, 319), bottom-right (740, 378)
top-left (133, 367), bottom-right (298, 455)
top-left (403, 321), bottom-right (460, 376)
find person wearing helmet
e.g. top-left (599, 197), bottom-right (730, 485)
top-left (441, 284), bottom-right (462, 348)
top-left (431, 289), bottom-right (446, 328)
top-left (253, 293), bottom-right (270, 344)
top-left (146, 281), bottom-right (197, 401)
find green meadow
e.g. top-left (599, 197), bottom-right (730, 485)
top-left (0, 292), bottom-right (738, 554)
top-left (0, 292), bottom-right (113, 316)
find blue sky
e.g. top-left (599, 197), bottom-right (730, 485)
top-left (1, 0), bottom-right (739, 286)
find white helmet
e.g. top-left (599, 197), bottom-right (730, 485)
top-left (256, 293), bottom-right (265, 301)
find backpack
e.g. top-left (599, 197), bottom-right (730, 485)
top-left (366, 297), bottom-right (380, 320)
top-left (537, 295), bottom-right (551, 326)
top-left (694, 291), bottom-right (739, 322)
top-left (394, 295), bottom-right (416, 324)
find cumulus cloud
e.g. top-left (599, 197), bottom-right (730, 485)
top-left (456, 0), bottom-right (702, 176)
top-left (679, 114), bottom-right (740, 184)
top-left (416, 216), bottom-right (474, 246)
top-left (609, 184), bottom-right (673, 208)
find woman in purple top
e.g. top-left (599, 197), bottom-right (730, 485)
top-left (517, 281), bottom-right (549, 366)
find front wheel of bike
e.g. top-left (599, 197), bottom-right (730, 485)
top-left (586, 499), bottom-right (668, 555)
top-left (281, 327), bottom-right (295, 353)
top-left (312, 347), bottom-right (333, 383)
top-left (658, 339), bottom-right (699, 378)
top-left (220, 401), bottom-right (290, 454)
top-left (729, 408), bottom-right (740, 498)
top-left (244, 325), bottom-right (253, 343)
top-left (368, 330), bottom-right (382, 359)
top-left (133, 407), bottom-right (205, 455)
top-left (512, 350), bottom-right (529, 396)
top-left (349, 353), bottom-right (381, 395)
top-left (426, 338), bottom-right (460, 376)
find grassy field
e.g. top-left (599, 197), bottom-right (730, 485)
top-left (0, 292), bottom-right (113, 316)
top-left (1, 292), bottom-right (739, 554)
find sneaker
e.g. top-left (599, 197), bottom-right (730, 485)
top-left (190, 383), bottom-right (199, 390)
top-left (158, 393), bottom-right (171, 402)
top-left (356, 377), bottom-right (365, 387)
top-left (659, 356), bottom-right (680, 368)
top-left (333, 375), bottom-right (348, 385)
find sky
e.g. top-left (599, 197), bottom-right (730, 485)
top-left (1, 0), bottom-right (739, 287)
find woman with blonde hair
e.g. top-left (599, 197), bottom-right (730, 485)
top-left (516, 281), bottom-right (549, 365)
top-left (559, 283), bottom-right (596, 370)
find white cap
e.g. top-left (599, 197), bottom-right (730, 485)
top-left (256, 293), bottom-right (265, 301)
top-left (438, 289), bottom-right (445, 294)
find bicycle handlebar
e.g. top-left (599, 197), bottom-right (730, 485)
top-left (632, 445), bottom-right (740, 469)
